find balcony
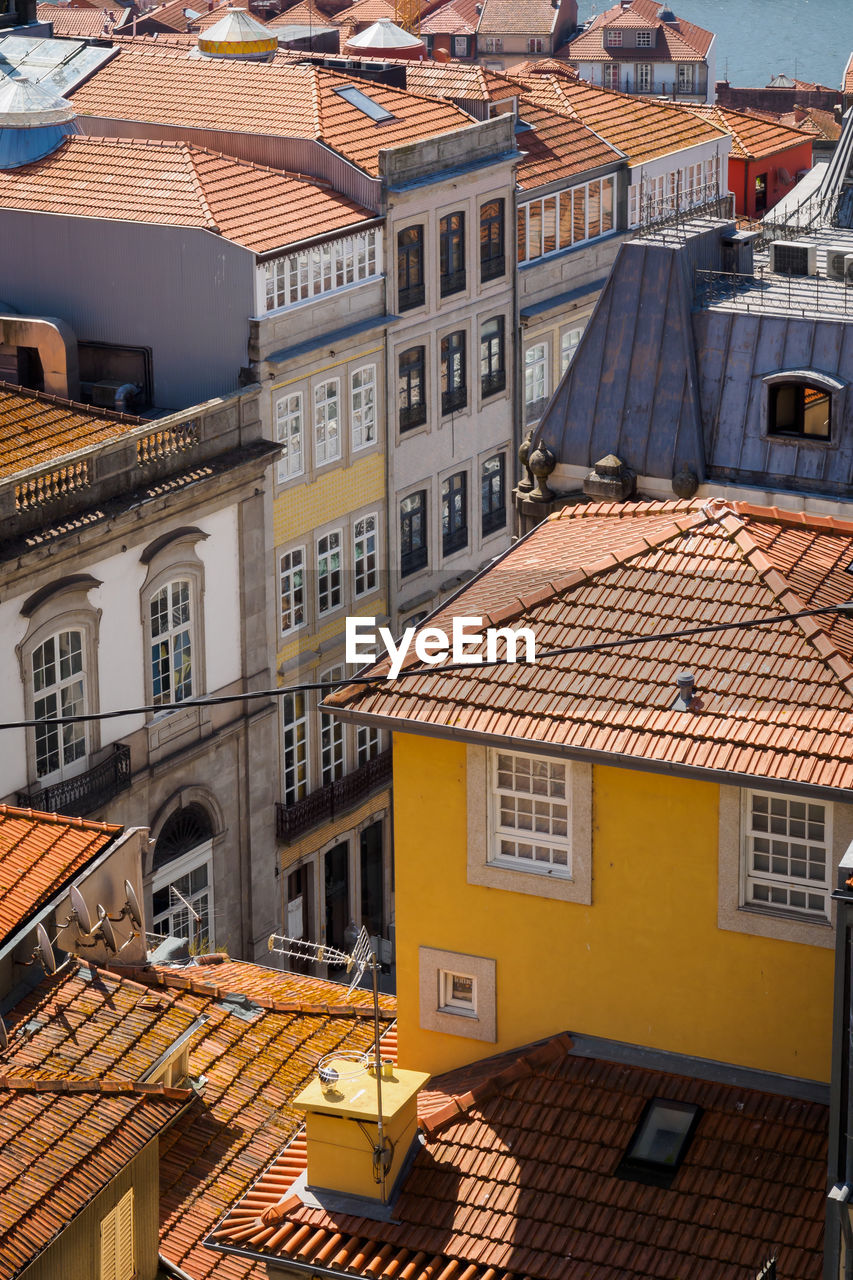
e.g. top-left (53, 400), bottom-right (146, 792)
top-left (17, 743), bottom-right (132, 818)
top-left (276, 749), bottom-right (392, 843)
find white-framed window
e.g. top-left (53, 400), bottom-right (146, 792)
top-left (490, 750), bottom-right (571, 876)
top-left (677, 62), bottom-right (694, 92)
top-left (482, 35), bottom-right (502, 51)
top-left (314, 379), bottom-right (340, 466)
top-left (282, 690), bottom-right (309, 805)
top-left (357, 724), bottom-right (382, 765)
top-left (742, 791), bottom-right (831, 920)
top-left (150, 580), bottom-right (193, 705)
top-left (636, 62), bottom-right (652, 92)
top-left (528, 36), bottom-right (543, 52)
top-left (32, 629), bottom-right (87, 782)
top-left (604, 63), bottom-right (620, 89)
top-left (280, 548), bottom-right (306, 635)
top-left (317, 530), bottom-right (342, 615)
top-left (275, 392), bottom-right (304, 482)
top-left (453, 35), bottom-right (468, 55)
top-left (524, 343), bottom-right (548, 421)
top-left (605, 28), bottom-right (622, 46)
top-left (100, 1187), bottom-right (134, 1280)
top-left (438, 969), bottom-right (477, 1016)
top-left (560, 326), bottom-right (583, 374)
top-left (353, 512), bottom-right (378, 598)
top-left (151, 841), bottom-right (214, 947)
top-left (263, 228), bottom-right (380, 312)
top-left (351, 364), bottom-right (377, 451)
top-left (516, 176), bottom-right (615, 264)
top-left (635, 28), bottom-right (651, 46)
top-left (320, 665), bottom-right (346, 784)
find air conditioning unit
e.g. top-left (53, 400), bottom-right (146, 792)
top-left (769, 240), bottom-right (817, 276)
top-left (824, 247), bottom-right (853, 282)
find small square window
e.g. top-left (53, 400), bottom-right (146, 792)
top-left (615, 1098), bottom-right (702, 1187)
top-left (438, 969), bottom-right (477, 1016)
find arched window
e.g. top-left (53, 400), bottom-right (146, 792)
top-left (151, 804), bottom-right (214, 948)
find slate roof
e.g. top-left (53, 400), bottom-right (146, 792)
top-left (564, 0), bottom-right (712, 63)
top-left (69, 50), bottom-right (474, 176)
top-left (512, 75), bottom-right (726, 164)
top-left (477, 0), bottom-right (556, 38)
top-left (0, 383), bottom-right (142, 480)
top-left (0, 1079), bottom-right (190, 1280)
top-left (511, 100), bottom-right (622, 190)
top-left (0, 806), bottom-right (121, 948)
top-left (684, 104), bottom-right (813, 161)
top-left (0, 134), bottom-right (373, 252)
top-left (0, 953), bottom-right (395, 1280)
top-left (210, 1033), bottom-right (827, 1280)
top-left (36, 3), bottom-right (131, 36)
top-left (325, 499), bottom-right (853, 795)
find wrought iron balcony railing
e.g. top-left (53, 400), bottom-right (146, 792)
top-left (275, 749), bottom-right (392, 843)
top-left (17, 743), bottom-right (132, 818)
top-left (481, 369), bottom-right (506, 398)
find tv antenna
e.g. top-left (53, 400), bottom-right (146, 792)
top-left (167, 883), bottom-right (202, 953)
top-left (0, 1015), bottom-right (6, 1051)
top-left (267, 923), bottom-right (392, 1197)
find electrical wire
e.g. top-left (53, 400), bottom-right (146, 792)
top-left (2, 599), bottom-right (851, 731)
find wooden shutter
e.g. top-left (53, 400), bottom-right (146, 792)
top-left (100, 1188), bottom-right (134, 1280)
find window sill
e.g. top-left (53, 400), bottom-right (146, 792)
top-left (738, 902), bottom-right (831, 928)
top-left (489, 855), bottom-right (573, 880)
top-left (438, 1005), bottom-right (479, 1020)
top-left (764, 431), bottom-right (834, 449)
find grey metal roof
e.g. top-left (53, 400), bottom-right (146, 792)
top-left (0, 34), bottom-right (117, 94)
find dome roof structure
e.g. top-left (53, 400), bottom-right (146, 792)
top-left (197, 7), bottom-right (279, 58)
top-left (345, 18), bottom-right (425, 58)
top-left (0, 75), bottom-right (79, 170)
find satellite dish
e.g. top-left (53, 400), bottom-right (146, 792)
top-left (0, 1016), bottom-right (7, 1051)
top-left (97, 906), bottom-right (118, 954)
top-left (70, 885), bottom-right (93, 935)
top-left (35, 922), bottom-right (57, 974)
top-left (123, 879), bottom-right (143, 930)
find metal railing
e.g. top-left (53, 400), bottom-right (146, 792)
top-left (440, 268), bottom-right (467, 298)
top-left (275, 749), bottom-right (392, 843)
top-left (694, 266), bottom-right (853, 320)
top-left (18, 743), bottom-right (132, 817)
top-left (480, 255), bottom-right (505, 283)
top-left (441, 386), bottom-right (467, 416)
top-left (398, 283), bottom-right (425, 312)
top-left (399, 402), bottom-right (427, 431)
top-left (481, 370), bottom-right (506, 398)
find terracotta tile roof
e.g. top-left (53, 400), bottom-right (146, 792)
top-left (417, 0), bottom-right (478, 37)
top-left (745, 105), bottom-right (842, 144)
top-left (477, 0), bottom-right (556, 38)
top-left (140, 0), bottom-right (235, 31)
top-left (69, 51), bottom-right (474, 176)
top-left (0, 134), bottom-right (373, 253)
top-left (0, 1079), bottom-right (190, 1280)
top-left (564, 0), bottom-right (712, 63)
top-left (0, 382), bottom-right (143, 481)
top-left (683, 103), bottom-right (813, 161)
top-left (211, 1033), bottom-right (827, 1280)
top-left (336, 0), bottom-right (395, 26)
top-left (510, 56), bottom-right (578, 80)
top-left (36, 2), bottom-right (131, 35)
top-left (845, 54), bottom-right (853, 96)
top-left (511, 75), bottom-right (726, 163)
top-left (512, 100), bottom-right (622, 189)
top-left (326, 500), bottom-right (853, 795)
top-left (266, 0), bottom-right (338, 27)
top-left (1, 954), bottom-right (395, 1280)
top-left (405, 59), bottom-right (518, 101)
top-left (0, 806), bottom-right (120, 949)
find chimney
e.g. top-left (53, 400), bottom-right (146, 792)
top-left (672, 671), bottom-right (695, 712)
top-left (292, 1055), bottom-right (430, 1204)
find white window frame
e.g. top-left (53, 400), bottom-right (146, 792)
top-left (438, 969), bottom-right (477, 1016)
top-left (149, 579), bottom-right (194, 706)
top-left (356, 723), bottom-right (382, 766)
top-left (483, 35), bottom-right (502, 51)
top-left (517, 176), bottom-right (616, 264)
top-left (525, 343), bottom-right (549, 412)
top-left (603, 63), bottom-right (620, 89)
top-left (31, 628), bottom-right (88, 784)
top-left (262, 228), bottom-right (381, 313)
top-left (605, 29), bottom-right (622, 46)
top-left (275, 391), bottom-right (304, 483)
top-left (314, 378), bottom-right (341, 466)
top-left (489, 749), bottom-right (572, 878)
top-left (351, 364), bottom-right (377, 452)
top-left (151, 841), bottom-right (214, 948)
top-left (100, 1187), bottom-right (135, 1280)
top-left (636, 62), bottom-right (652, 92)
top-left (320, 665), bottom-right (346, 784)
top-left (635, 28), bottom-right (651, 46)
top-left (677, 62), bottom-right (694, 92)
top-left (528, 36), bottom-right (543, 52)
top-left (282, 690), bottom-right (309, 805)
top-left (452, 35), bottom-right (467, 55)
top-left (317, 529), bottom-right (343, 616)
top-left (560, 326), bottom-right (583, 374)
top-left (279, 547), bottom-right (306, 636)
top-left (741, 789), bottom-right (832, 921)
top-left (353, 512), bottom-right (378, 598)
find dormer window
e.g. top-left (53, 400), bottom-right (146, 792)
top-left (762, 370), bottom-right (844, 443)
top-left (605, 29), bottom-right (622, 45)
top-left (635, 28), bottom-right (652, 45)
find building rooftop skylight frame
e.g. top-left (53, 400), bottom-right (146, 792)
top-left (332, 83), bottom-right (395, 123)
top-left (615, 1096), bottom-right (702, 1188)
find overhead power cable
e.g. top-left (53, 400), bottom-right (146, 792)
top-left (1, 600), bottom-right (851, 731)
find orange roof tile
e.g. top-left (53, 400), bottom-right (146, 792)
top-left (139, 0), bottom-right (236, 31)
top-left (336, 0), bottom-right (395, 25)
top-left (511, 75), bottom-right (726, 164)
top-left (36, 2), bottom-right (131, 35)
top-left (69, 50), bottom-right (473, 176)
top-left (512, 100), bottom-right (622, 189)
top-left (0, 134), bottom-right (373, 253)
top-left (510, 56), bottom-right (578, 80)
top-left (211, 1033), bottom-right (826, 1280)
top-left (1, 955), bottom-right (396, 1280)
top-left (0, 383), bottom-right (142, 481)
top-left (325, 500), bottom-right (853, 795)
top-left (744, 105), bottom-right (842, 144)
top-left (845, 53), bottom-right (853, 97)
top-left (477, 0), bottom-right (555, 37)
top-left (405, 59), bottom-right (518, 102)
top-left (565, 0), bottom-right (712, 63)
top-left (417, 0), bottom-right (478, 37)
top-left (0, 1079), bottom-right (190, 1280)
top-left (266, 0), bottom-right (338, 26)
top-left (0, 806), bottom-right (121, 948)
top-left (683, 103), bottom-right (813, 161)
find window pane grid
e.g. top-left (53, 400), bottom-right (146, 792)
top-left (280, 548), bottom-right (305, 635)
top-left (282, 691), bottom-right (309, 805)
top-left (32, 631), bottom-right (87, 777)
top-left (150, 582), bottom-right (192, 706)
top-left (745, 792), bottom-right (830, 917)
top-left (275, 392), bottom-right (303, 482)
top-left (351, 365), bottom-right (377, 451)
top-left (492, 752), bottom-right (571, 875)
top-left (354, 513), bottom-right (378, 597)
top-left (264, 229), bottom-right (380, 312)
top-left (317, 531), bottom-right (342, 614)
top-left (314, 380), bottom-right (340, 465)
top-left (321, 666), bottom-right (345, 784)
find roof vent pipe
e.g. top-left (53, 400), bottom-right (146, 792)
top-left (672, 671), bottom-right (695, 712)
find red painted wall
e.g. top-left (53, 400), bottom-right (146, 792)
top-left (728, 140), bottom-right (814, 218)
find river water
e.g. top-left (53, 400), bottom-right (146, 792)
top-left (578, 0), bottom-right (850, 90)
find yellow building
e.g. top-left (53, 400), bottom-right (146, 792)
top-left (326, 498), bottom-right (853, 1082)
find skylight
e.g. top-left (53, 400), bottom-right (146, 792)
top-left (615, 1097), bottom-right (701, 1187)
top-left (332, 84), bottom-right (395, 122)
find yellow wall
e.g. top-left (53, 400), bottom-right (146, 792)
top-left (393, 733), bottom-right (834, 1082)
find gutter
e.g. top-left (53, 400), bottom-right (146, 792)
top-left (158, 1253), bottom-right (201, 1280)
